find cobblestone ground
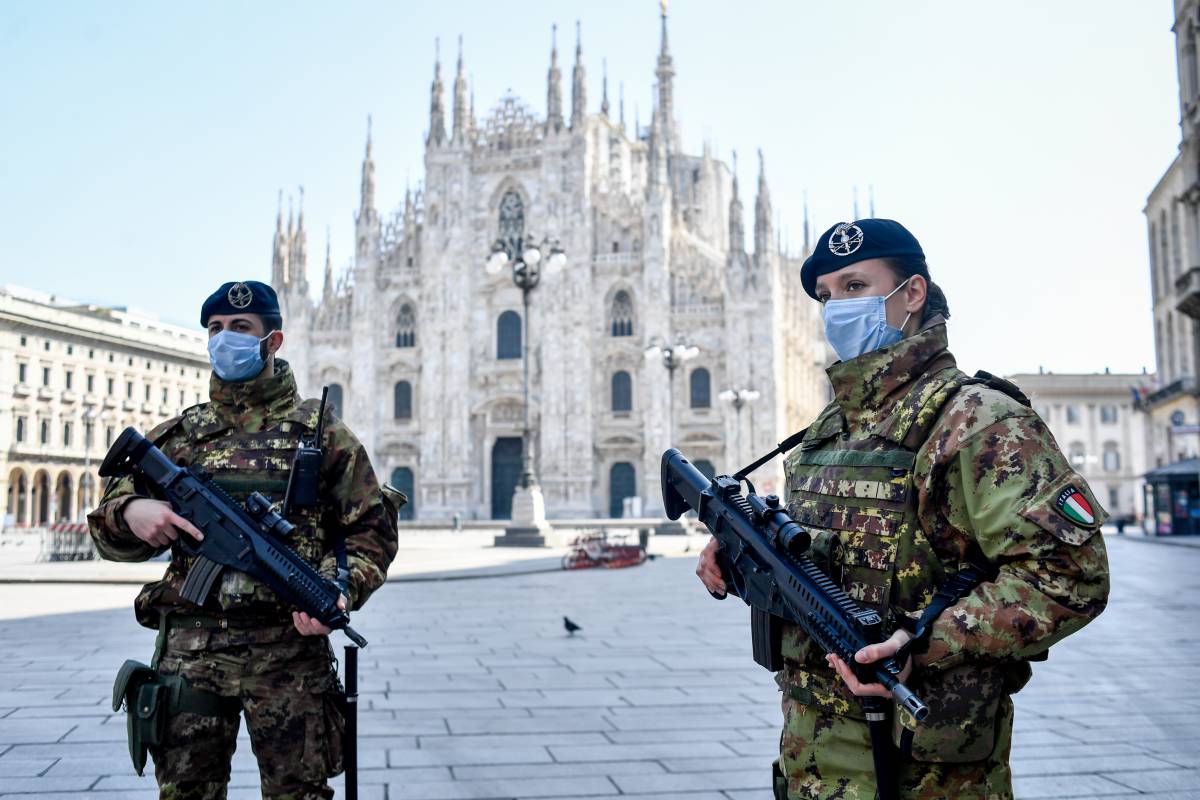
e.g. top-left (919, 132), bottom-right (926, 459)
top-left (0, 536), bottom-right (1197, 799)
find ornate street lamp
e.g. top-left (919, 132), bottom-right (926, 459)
top-left (719, 387), bottom-right (760, 467)
top-left (644, 336), bottom-right (699, 445)
top-left (485, 233), bottom-right (565, 544)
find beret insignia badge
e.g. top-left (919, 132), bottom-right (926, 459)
top-left (1055, 486), bottom-right (1096, 527)
top-left (227, 282), bottom-right (254, 309)
top-left (828, 223), bottom-right (864, 257)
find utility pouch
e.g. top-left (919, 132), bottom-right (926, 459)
top-left (751, 607), bottom-right (784, 672)
top-left (891, 662), bottom-right (1004, 763)
top-left (112, 659), bottom-right (162, 777)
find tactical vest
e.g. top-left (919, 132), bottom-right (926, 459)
top-left (141, 397), bottom-right (334, 620)
top-left (779, 366), bottom-right (1032, 763)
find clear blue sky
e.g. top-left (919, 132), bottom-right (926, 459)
top-left (0, 1), bottom-right (1181, 377)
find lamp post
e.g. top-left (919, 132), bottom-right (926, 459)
top-left (644, 336), bottom-right (698, 446)
top-left (486, 233), bottom-right (565, 546)
top-left (719, 387), bottom-right (760, 468)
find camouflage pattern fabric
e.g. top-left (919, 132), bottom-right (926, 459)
top-left (154, 628), bottom-right (343, 800)
top-left (777, 320), bottom-right (1110, 799)
top-left (88, 359), bottom-right (399, 630)
top-left (87, 360), bottom-right (397, 795)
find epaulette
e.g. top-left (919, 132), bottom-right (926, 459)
top-left (971, 370), bottom-right (1032, 408)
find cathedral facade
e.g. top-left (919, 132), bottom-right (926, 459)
top-left (271, 11), bottom-right (830, 522)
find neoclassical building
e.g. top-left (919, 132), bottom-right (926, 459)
top-left (0, 286), bottom-right (210, 527)
top-left (273, 11), bottom-right (830, 521)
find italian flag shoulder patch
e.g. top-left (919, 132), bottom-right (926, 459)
top-left (1055, 486), bottom-right (1096, 527)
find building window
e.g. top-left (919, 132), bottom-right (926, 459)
top-left (15, 417), bottom-right (25, 443)
top-left (19, 336), bottom-right (26, 346)
top-left (106, 426), bottom-right (114, 448)
top-left (611, 290), bottom-right (634, 337)
top-left (44, 342), bottom-right (50, 351)
top-left (497, 311), bottom-right (522, 360)
top-left (86, 374), bottom-right (94, 393)
top-left (17, 363), bottom-right (26, 383)
top-left (126, 381), bottom-right (133, 399)
top-left (612, 371), bottom-right (632, 412)
top-left (1066, 405), bottom-right (1080, 425)
top-left (390, 467), bottom-right (415, 521)
top-left (162, 387), bottom-right (168, 404)
top-left (144, 385), bottom-right (150, 402)
top-left (42, 367), bottom-right (50, 387)
top-left (1108, 486), bottom-right (1120, 511)
top-left (497, 190), bottom-right (525, 253)
top-left (1103, 443), bottom-right (1120, 472)
top-left (179, 389), bottom-right (186, 406)
top-left (395, 304), bottom-right (417, 348)
top-left (1100, 405), bottom-right (1118, 424)
top-left (67, 345), bottom-right (73, 355)
top-left (394, 381), bottom-right (413, 420)
top-left (88, 349), bottom-right (94, 358)
top-left (107, 377), bottom-right (114, 396)
top-left (63, 422), bottom-right (72, 447)
top-left (326, 383), bottom-right (344, 418)
top-left (690, 368), bottom-right (711, 409)
top-left (1069, 442), bottom-right (1086, 470)
top-left (65, 371), bottom-right (73, 390)
top-left (609, 462), bottom-right (636, 518)
top-left (40, 420), bottom-right (49, 445)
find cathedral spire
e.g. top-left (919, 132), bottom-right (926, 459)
top-left (571, 21), bottom-right (587, 130)
top-left (655, 0), bottom-right (676, 153)
top-left (803, 191), bottom-right (811, 253)
top-left (546, 24), bottom-right (564, 134)
top-left (271, 189), bottom-right (287, 289)
top-left (360, 116), bottom-right (376, 219)
top-left (729, 150), bottom-right (745, 257)
top-left (427, 38), bottom-right (447, 147)
top-left (290, 185), bottom-right (308, 290)
top-left (601, 58), bottom-right (610, 117)
top-left (754, 149), bottom-right (774, 263)
top-left (452, 36), bottom-right (468, 144)
top-left (619, 81), bottom-right (626, 131)
top-left (322, 229), bottom-right (333, 301)
top-left (869, 184), bottom-right (876, 217)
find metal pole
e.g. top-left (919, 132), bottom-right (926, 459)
top-left (344, 645), bottom-right (358, 800)
top-left (520, 283), bottom-right (533, 488)
top-left (666, 361), bottom-right (675, 447)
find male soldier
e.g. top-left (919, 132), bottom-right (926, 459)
top-left (89, 280), bottom-right (399, 800)
top-left (697, 220), bottom-right (1110, 799)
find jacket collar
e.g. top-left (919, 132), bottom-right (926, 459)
top-left (824, 318), bottom-right (955, 436)
top-left (203, 359), bottom-right (300, 427)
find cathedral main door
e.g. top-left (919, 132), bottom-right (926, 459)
top-left (491, 437), bottom-right (523, 520)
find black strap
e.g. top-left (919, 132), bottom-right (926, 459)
top-left (896, 555), bottom-right (997, 664)
top-left (733, 427), bottom-right (810, 482)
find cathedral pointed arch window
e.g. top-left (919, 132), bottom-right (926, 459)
top-left (394, 381), bottom-right (413, 420)
top-left (395, 304), bottom-right (416, 348)
top-left (610, 290), bottom-right (634, 337)
top-left (497, 311), bottom-right (522, 360)
top-left (690, 368), bottom-right (711, 409)
top-left (498, 190), bottom-right (525, 258)
top-left (612, 371), bottom-right (632, 413)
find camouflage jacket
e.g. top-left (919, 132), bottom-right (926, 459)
top-left (778, 321), bottom-right (1110, 758)
top-left (87, 360), bottom-right (399, 633)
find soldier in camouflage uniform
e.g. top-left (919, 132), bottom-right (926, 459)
top-left (698, 220), bottom-right (1110, 800)
top-left (88, 280), bottom-right (399, 800)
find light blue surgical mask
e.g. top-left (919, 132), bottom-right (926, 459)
top-left (822, 278), bottom-right (912, 363)
top-left (208, 330), bottom-right (274, 383)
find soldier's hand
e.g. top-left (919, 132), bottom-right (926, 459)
top-left (826, 628), bottom-right (913, 698)
top-left (696, 537), bottom-right (726, 596)
top-left (123, 499), bottom-right (205, 548)
top-left (293, 595), bottom-right (347, 637)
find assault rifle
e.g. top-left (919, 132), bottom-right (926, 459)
top-left (99, 427), bottom-right (367, 647)
top-left (660, 448), bottom-right (926, 720)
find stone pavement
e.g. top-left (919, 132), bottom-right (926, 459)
top-left (0, 535), bottom-right (1196, 799)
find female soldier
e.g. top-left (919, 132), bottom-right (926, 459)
top-left (697, 219), bottom-right (1110, 800)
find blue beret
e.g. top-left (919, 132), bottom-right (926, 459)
top-left (200, 281), bottom-right (280, 326)
top-left (801, 219), bottom-right (927, 300)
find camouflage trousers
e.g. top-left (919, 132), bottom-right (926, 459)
top-left (153, 632), bottom-right (345, 800)
top-left (779, 693), bottom-right (1015, 800)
